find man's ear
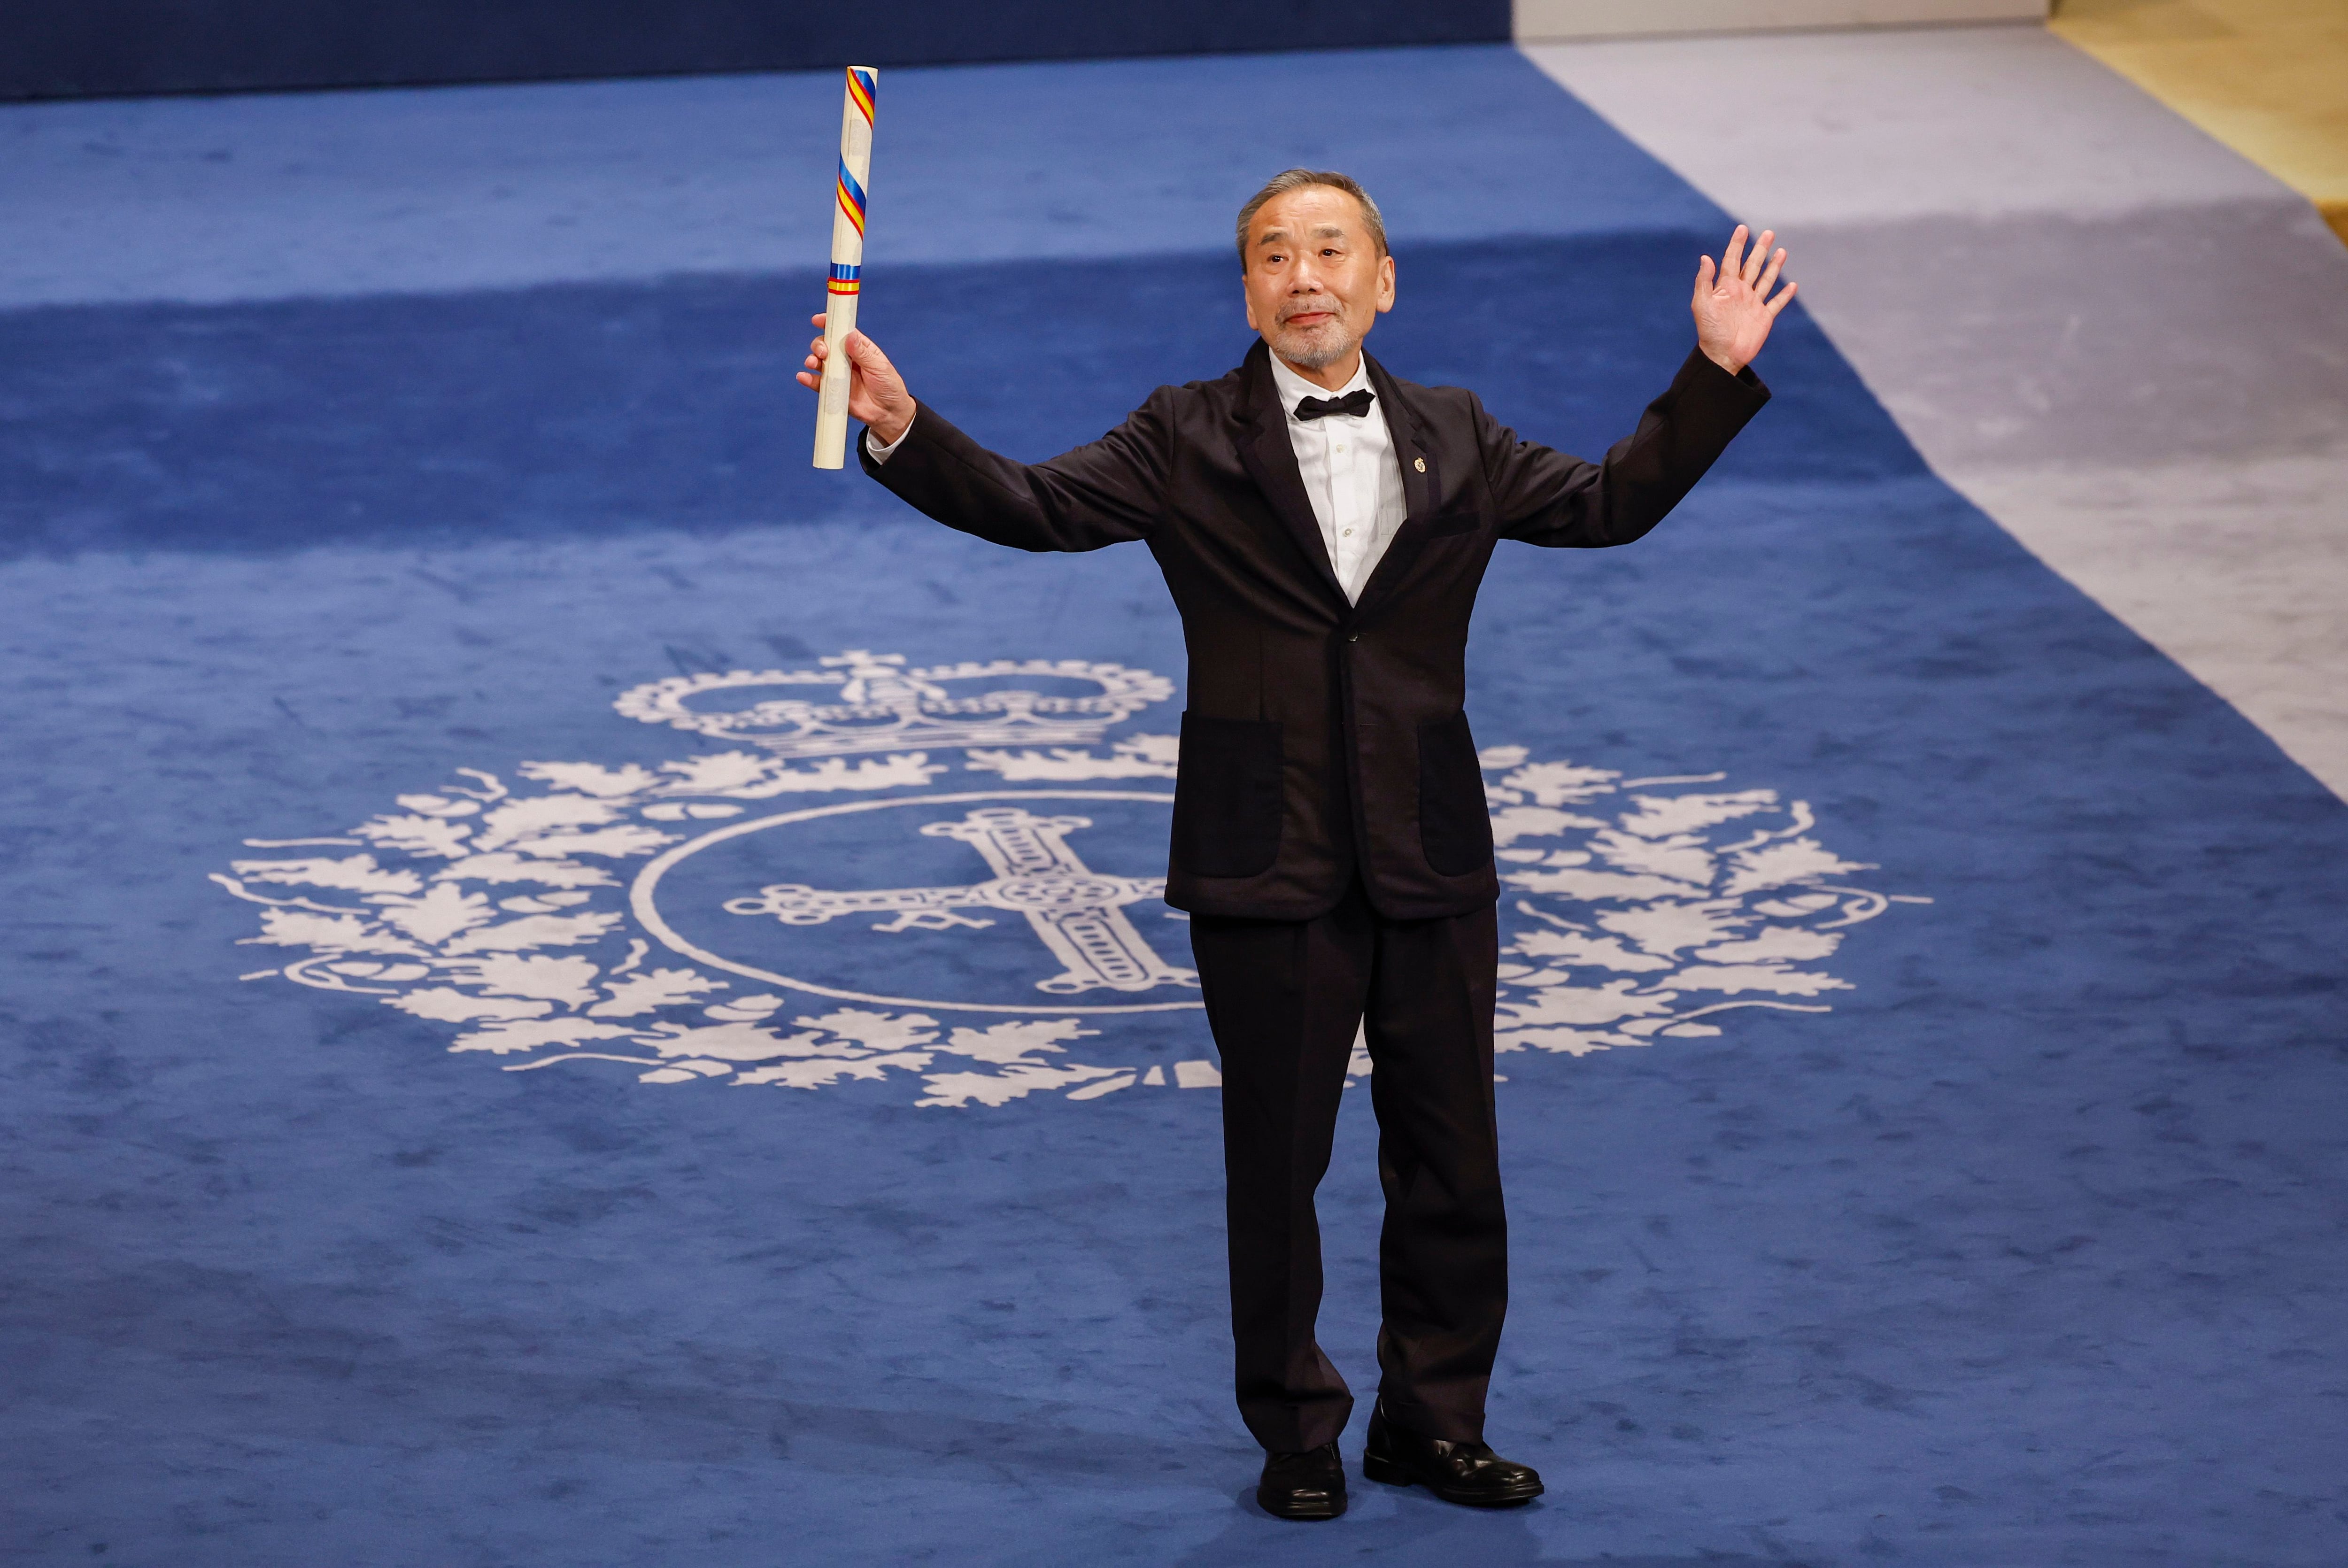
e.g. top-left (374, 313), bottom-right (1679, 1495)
top-left (1243, 275), bottom-right (1260, 332)
top-left (1375, 252), bottom-right (1397, 314)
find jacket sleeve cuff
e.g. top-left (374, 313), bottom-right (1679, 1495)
top-left (854, 399), bottom-right (990, 505)
top-left (1678, 345), bottom-right (1771, 408)
top-left (857, 406), bottom-right (943, 481)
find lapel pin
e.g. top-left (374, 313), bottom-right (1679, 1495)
top-left (1413, 457), bottom-right (1426, 473)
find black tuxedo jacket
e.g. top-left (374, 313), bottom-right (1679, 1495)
top-left (863, 340), bottom-right (1769, 920)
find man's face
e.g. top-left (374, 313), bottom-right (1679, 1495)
top-left (1242, 185), bottom-right (1397, 373)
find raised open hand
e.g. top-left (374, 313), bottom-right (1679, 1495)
top-left (797, 313), bottom-right (917, 446)
top-left (1692, 225), bottom-right (1795, 376)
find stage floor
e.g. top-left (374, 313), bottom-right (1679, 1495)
top-left (2, 38), bottom-right (2343, 1567)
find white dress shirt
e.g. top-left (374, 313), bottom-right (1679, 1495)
top-left (866, 350), bottom-right (1408, 603)
top-left (1265, 352), bottom-right (1408, 604)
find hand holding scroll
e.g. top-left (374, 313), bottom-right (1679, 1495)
top-left (800, 317), bottom-right (917, 448)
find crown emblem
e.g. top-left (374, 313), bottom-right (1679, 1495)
top-left (612, 650), bottom-right (1174, 759)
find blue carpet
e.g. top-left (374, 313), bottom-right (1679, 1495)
top-left (2, 47), bottom-right (2344, 1568)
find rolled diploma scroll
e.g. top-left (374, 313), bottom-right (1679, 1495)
top-left (813, 66), bottom-right (877, 470)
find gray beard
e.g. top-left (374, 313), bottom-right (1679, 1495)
top-left (1269, 320), bottom-right (1359, 371)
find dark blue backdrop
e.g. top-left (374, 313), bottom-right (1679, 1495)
top-left (1, 1), bottom-right (1511, 102)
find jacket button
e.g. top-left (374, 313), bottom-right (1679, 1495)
top-left (1346, 633), bottom-right (1360, 642)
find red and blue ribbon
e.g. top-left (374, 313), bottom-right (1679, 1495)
top-left (837, 67), bottom-right (876, 237)
top-left (836, 162), bottom-right (867, 237)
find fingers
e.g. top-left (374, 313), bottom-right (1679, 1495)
top-left (1765, 278), bottom-right (1797, 316)
top-left (1741, 230), bottom-right (1773, 286)
top-left (1694, 254), bottom-right (1717, 299)
top-left (1755, 246), bottom-right (1787, 298)
top-left (1722, 224), bottom-right (1749, 281)
top-left (809, 312), bottom-right (829, 330)
top-left (843, 331), bottom-right (905, 397)
top-left (802, 317), bottom-right (910, 420)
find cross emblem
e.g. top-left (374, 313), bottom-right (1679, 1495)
top-left (722, 805), bottom-right (1198, 997)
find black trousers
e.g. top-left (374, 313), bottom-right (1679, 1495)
top-left (1189, 878), bottom-right (1507, 1454)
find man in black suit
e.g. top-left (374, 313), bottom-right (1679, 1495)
top-left (798, 169), bottom-right (1793, 1520)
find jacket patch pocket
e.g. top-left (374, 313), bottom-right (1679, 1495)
top-left (1171, 713), bottom-right (1285, 880)
top-left (1417, 711), bottom-right (1493, 878)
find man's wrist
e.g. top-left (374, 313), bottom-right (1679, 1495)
top-left (866, 402), bottom-right (916, 450)
top-left (1699, 345), bottom-right (1746, 377)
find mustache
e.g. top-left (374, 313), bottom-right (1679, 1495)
top-left (1274, 301), bottom-right (1345, 326)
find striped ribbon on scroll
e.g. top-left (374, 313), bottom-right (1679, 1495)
top-left (814, 66), bottom-right (878, 470)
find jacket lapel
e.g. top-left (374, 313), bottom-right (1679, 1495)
top-left (1351, 351), bottom-right (1440, 616)
top-left (1232, 341), bottom-right (1350, 609)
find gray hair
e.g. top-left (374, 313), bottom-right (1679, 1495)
top-left (1234, 169), bottom-right (1389, 267)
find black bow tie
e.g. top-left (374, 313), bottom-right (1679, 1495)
top-left (1293, 389), bottom-right (1374, 421)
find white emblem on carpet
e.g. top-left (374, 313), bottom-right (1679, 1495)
top-left (214, 651), bottom-right (1923, 1106)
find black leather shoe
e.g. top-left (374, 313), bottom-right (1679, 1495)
top-left (1257, 1442), bottom-right (1347, 1520)
top-left (1362, 1402), bottom-right (1544, 1507)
